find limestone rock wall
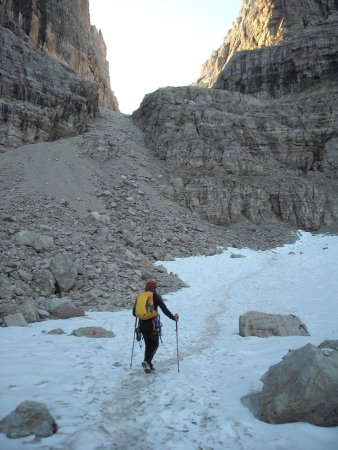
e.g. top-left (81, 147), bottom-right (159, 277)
top-left (195, 0), bottom-right (338, 88)
top-left (0, 0), bottom-right (118, 110)
top-left (0, 25), bottom-right (98, 149)
top-left (214, 18), bottom-right (338, 98)
top-left (136, 0), bottom-right (338, 231)
top-left (132, 86), bottom-right (338, 230)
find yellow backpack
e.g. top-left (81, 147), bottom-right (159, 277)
top-left (134, 291), bottom-right (158, 320)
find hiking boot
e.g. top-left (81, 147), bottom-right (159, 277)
top-left (142, 361), bottom-right (151, 373)
top-left (149, 363), bottom-right (155, 372)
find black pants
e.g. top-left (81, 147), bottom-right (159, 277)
top-left (141, 329), bottom-right (159, 365)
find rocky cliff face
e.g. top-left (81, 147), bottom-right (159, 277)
top-left (0, 0), bottom-right (118, 109)
top-left (132, 86), bottom-right (337, 230)
top-left (0, 25), bottom-right (99, 149)
top-left (214, 14), bottom-right (338, 98)
top-left (133, 0), bottom-right (338, 231)
top-left (195, 0), bottom-right (338, 88)
top-left (0, 0), bottom-right (119, 148)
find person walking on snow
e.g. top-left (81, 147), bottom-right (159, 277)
top-left (133, 279), bottom-right (179, 373)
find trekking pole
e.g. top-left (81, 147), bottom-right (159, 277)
top-left (176, 321), bottom-right (180, 373)
top-left (130, 317), bottom-right (137, 369)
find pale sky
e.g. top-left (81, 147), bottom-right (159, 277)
top-left (89, 0), bottom-right (243, 114)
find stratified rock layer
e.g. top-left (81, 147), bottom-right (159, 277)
top-left (132, 86), bottom-right (338, 230)
top-left (214, 19), bottom-right (338, 98)
top-left (0, 0), bottom-right (118, 109)
top-left (133, 0), bottom-right (338, 231)
top-left (195, 0), bottom-right (338, 88)
top-left (0, 25), bottom-right (98, 148)
top-left (0, 0), bottom-right (119, 148)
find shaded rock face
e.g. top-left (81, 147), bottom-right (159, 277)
top-left (132, 86), bottom-right (337, 230)
top-left (0, 0), bottom-right (120, 149)
top-left (195, 0), bottom-right (338, 88)
top-left (259, 343), bottom-right (338, 426)
top-left (0, 0), bottom-right (118, 109)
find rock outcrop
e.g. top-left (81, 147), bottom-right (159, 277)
top-left (0, 0), bottom-right (118, 149)
top-left (195, 0), bottom-right (338, 88)
top-left (213, 17), bottom-right (338, 99)
top-left (0, 24), bottom-right (98, 149)
top-left (132, 86), bottom-right (338, 230)
top-left (133, 0), bottom-right (338, 231)
top-left (0, 0), bottom-right (117, 109)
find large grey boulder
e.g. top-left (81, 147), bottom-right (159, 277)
top-left (260, 343), bottom-right (338, 426)
top-left (44, 298), bottom-right (84, 319)
top-left (0, 400), bottom-right (57, 438)
top-left (50, 253), bottom-right (77, 291)
top-left (239, 311), bottom-right (309, 337)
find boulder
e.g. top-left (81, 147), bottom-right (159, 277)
top-left (0, 275), bottom-right (12, 300)
top-left (260, 343), bottom-right (338, 426)
top-left (50, 254), bottom-right (77, 291)
top-left (71, 326), bottom-right (115, 338)
top-left (239, 311), bottom-right (309, 337)
top-left (44, 298), bottom-right (84, 320)
top-left (47, 328), bottom-right (65, 335)
top-left (32, 270), bottom-right (56, 297)
top-left (3, 313), bottom-right (27, 327)
top-left (18, 301), bottom-right (39, 324)
top-left (0, 400), bottom-right (57, 438)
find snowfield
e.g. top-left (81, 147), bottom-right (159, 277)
top-left (0, 231), bottom-right (338, 450)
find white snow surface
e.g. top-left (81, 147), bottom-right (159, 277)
top-left (0, 231), bottom-right (338, 450)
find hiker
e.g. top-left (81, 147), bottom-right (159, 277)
top-left (133, 279), bottom-right (179, 373)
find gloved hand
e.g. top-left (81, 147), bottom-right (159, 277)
top-left (174, 313), bottom-right (179, 321)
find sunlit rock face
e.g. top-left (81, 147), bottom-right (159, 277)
top-left (133, 0), bottom-right (338, 231)
top-left (195, 0), bottom-right (338, 89)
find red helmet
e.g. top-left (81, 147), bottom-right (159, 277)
top-left (145, 279), bottom-right (157, 291)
